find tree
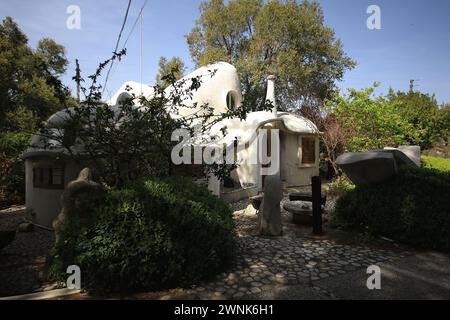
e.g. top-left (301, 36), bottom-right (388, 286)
top-left (155, 56), bottom-right (186, 89)
top-left (0, 17), bottom-right (72, 200)
top-left (325, 84), bottom-right (420, 154)
top-left (0, 17), bottom-right (71, 129)
top-left (388, 88), bottom-right (442, 149)
top-left (439, 104), bottom-right (450, 143)
top-left (186, 0), bottom-right (355, 111)
top-left (36, 38), bottom-right (69, 76)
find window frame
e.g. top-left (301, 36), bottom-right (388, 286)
top-left (299, 136), bottom-right (316, 166)
top-left (226, 91), bottom-right (237, 110)
top-left (33, 166), bottom-right (65, 189)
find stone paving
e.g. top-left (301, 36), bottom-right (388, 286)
top-left (184, 201), bottom-right (410, 300)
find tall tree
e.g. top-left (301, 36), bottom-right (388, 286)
top-left (388, 88), bottom-right (441, 149)
top-left (0, 17), bottom-right (70, 129)
top-left (155, 56), bottom-right (186, 89)
top-left (186, 0), bottom-right (355, 110)
top-left (0, 17), bottom-right (72, 198)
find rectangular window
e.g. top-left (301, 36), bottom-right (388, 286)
top-left (33, 167), bottom-right (65, 189)
top-left (301, 137), bottom-right (316, 165)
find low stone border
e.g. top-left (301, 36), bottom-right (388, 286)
top-left (0, 288), bottom-right (80, 300)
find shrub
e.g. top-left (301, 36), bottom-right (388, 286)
top-left (49, 176), bottom-right (236, 294)
top-left (332, 166), bottom-right (450, 251)
top-left (328, 175), bottom-right (355, 197)
top-left (0, 132), bottom-right (31, 199)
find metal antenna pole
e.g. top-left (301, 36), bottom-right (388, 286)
top-left (140, 10), bottom-right (143, 95)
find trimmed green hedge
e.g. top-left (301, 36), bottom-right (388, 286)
top-left (50, 177), bottom-right (236, 294)
top-left (422, 155), bottom-right (450, 172)
top-left (332, 166), bottom-right (450, 251)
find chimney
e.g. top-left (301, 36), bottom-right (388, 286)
top-left (266, 75), bottom-right (277, 116)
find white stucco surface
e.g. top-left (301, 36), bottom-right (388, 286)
top-left (25, 159), bottom-right (82, 228)
top-left (164, 62), bottom-right (242, 119)
top-left (107, 81), bottom-right (155, 106)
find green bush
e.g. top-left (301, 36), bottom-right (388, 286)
top-left (328, 175), bottom-right (355, 197)
top-left (422, 156), bottom-right (450, 172)
top-left (0, 132), bottom-right (31, 198)
top-left (332, 166), bottom-right (450, 251)
top-left (50, 177), bottom-right (236, 294)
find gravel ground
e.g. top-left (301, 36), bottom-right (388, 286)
top-left (0, 206), bottom-right (56, 297)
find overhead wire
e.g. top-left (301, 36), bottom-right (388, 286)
top-left (101, 0), bottom-right (133, 97)
top-left (104, 0), bottom-right (150, 100)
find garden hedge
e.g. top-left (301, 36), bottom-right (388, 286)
top-left (333, 166), bottom-right (450, 251)
top-left (50, 176), bottom-right (236, 293)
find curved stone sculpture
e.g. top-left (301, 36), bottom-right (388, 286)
top-left (336, 152), bottom-right (397, 186)
top-left (336, 146), bottom-right (420, 186)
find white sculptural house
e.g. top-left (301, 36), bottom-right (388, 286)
top-left (22, 62), bottom-right (320, 228)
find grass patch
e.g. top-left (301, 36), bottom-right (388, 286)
top-left (422, 155), bottom-right (450, 172)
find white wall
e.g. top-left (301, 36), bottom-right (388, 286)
top-left (25, 159), bottom-right (82, 228)
top-left (232, 130), bottom-right (320, 190)
top-left (165, 62), bottom-right (242, 119)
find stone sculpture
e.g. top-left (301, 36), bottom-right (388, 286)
top-left (52, 168), bottom-right (103, 243)
top-left (336, 146), bottom-right (421, 186)
top-left (258, 175), bottom-right (283, 236)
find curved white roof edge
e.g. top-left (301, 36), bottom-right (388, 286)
top-left (170, 61), bottom-right (237, 85)
top-left (108, 81), bottom-right (155, 106)
top-left (109, 62), bottom-right (237, 106)
top-left (204, 110), bottom-right (319, 147)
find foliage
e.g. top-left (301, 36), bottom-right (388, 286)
top-left (325, 84), bottom-right (420, 153)
top-left (438, 104), bottom-right (450, 143)
top-left (328, 175), bottom-right (354, 197)
top-left (0, 17), bottom-right (70, 127)
top-left (49, 177), bottom-right (236, 293)
top-left (387, 88), bottom-right (442, 149)
top-left (0, 132), bottom-right (31, 198)
top-left (422, 156), bottom-right (450, 172)
top-left (318, 84), bottom-right (449, 173)
top-left (332, 166), bottom-right (450, 251)
top-left (186, 0), bottom-right (355, 110)
top-left (0, 17), bottom-right (71, 200)
top-left (155, 56), bottom-right (186, 89)
top-left (4, 106), bottom-right (39, 132)
top-left (36, 38), bottom-right (68, 76)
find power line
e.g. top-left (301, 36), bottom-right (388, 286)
top-left (105, 0), bottom-right (150, 100)
top-left (121, 0), bottom-right (149, 50)
top-left (102, 0), bottom-right (133, 96)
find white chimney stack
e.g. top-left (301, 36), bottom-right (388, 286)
top-left (266, 75), bottom-right (277, 116)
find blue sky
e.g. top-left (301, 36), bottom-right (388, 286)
top-left (1, 0), bottom-right (449, 104)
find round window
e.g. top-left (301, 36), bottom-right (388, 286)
top-left (226, 91), bottom-right (236, 110)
